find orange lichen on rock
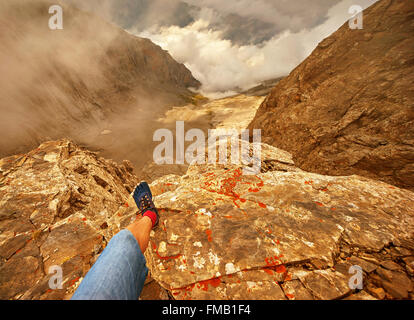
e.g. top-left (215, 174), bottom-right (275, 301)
top-left (275, 265), bottom-right (287, 274)
top-left (197, 277), bottom-right (222, 291)
top-left (205, 229), bottom-right (213, 242)
top-left (263, 268), bottom-right (273, 275)
top-left (265, 256), bottom-right (281, 266)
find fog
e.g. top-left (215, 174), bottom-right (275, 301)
top-left (0, 0), bottom-right (194, 171)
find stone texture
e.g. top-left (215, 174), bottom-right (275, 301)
top-left (380, 260), bottom-right (403, 272)
top-left (345, 291), bottom-right (377, 300)
top-left (281, 280), bottom-right (314, 300)
top-left (299, 270), bottom-right (350, 300)
top-left (366, 284), bottom-right (386, 300)
top-left (403, 257), bottom-right (414, 276)
top-left (1, 137), bottom-right (413, 300)
top-left (248, 0), bottom-right (414, 191)
top-left (170, 269), bottom-right (287, 300)
top-left (138, 138), bottom-right (414, 300)
top-left (0, 140), bottom-right (138, 300)
top-left (373, 267), bottom-right (413, 299)
top-left (349, 256), bottom-right (378, 273)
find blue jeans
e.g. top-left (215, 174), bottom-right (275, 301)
top-left (71, 230), bottom-right (148, 300)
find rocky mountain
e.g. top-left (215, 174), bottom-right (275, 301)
top-left (2, 139), bottom-right (412, 300)
top-left (0, 0), bottom-right (200, 164)
top-left (0, 140), bottom-right (139, 299)
top-left (248, 0), bottom-right (414, 191)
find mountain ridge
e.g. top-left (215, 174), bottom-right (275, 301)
top-left (0, 0), bottom-right (200, 162)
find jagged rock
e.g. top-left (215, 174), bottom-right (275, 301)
top-left (373, 267), bottom-right (413, 299)
top-left (133, 139), bottom-right (414, 300)
top-left (403, 257), bottom-right (414, 276)
top-left (0, 233), bottom-right (43, 300)
top-left (248, 0), bottom-right (414, 191)
top-left (380, 260), bottom-right (403, 272)
top-left (298, 270), bottom-right (350, 300)
top-left (349, 256), bottom-right (378, 274)
top-left (0, 140), bottom-right (138, 299)
top-left (40, 216), bottom-right (103, 272)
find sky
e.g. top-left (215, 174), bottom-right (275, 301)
top-left (68, 0), bottom-right (378, 97)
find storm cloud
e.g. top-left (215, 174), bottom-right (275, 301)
top-left (67, 0), bottom-right (378, 95)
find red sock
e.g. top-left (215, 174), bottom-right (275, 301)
top-left (143, 211), bottom-right (157, 228)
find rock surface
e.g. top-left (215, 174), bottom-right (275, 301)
top-left (248, 0), bottom-right (414, 191)
top-left (1, 139), bottom-right (413, 300)
top-left (0, 140), bottom-right (140, 299)
top-left (3, 0), bottom-right (413, 302)
top-left (113, 140), bottom-right (414, 300)
top-left (139, 94), bottom-right (266, 183)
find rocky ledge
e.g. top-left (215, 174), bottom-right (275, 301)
top-left (0, 140), bottom-right (138, 299)
top-left (138, 141), bottom-right (414, 300)
top-left (1, 140), bottom-right (413, 300)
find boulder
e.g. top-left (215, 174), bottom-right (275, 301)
top-left (1, 138), bottom-right (413, 300)
top-left (0, 140), bottom-right (138, 299)
top-left (135, 140), bottom-right (414, 300)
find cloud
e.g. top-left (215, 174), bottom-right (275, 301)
top-left (184, 0), bottom-right (340, 34)
top-left (71, 0), bottom-right (344, 45)
top-left (64, 0), bottom-right (378, 95)
top-left (135, 0), bottom-right (378, 95)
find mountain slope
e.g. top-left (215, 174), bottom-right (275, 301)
top-left (248, 0), bottom-right (414, 190)
top-left (2, 139), bottom-right (413, 300)
top-left (143, 140), bottom-right (414, 300)
top-left (0, 0), bottom-right (200, 162)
